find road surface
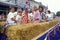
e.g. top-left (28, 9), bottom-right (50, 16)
top-left (56, 16), bottom-right (60, 24)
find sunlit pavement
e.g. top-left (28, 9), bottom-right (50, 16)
top-left (56, 16), bottom-right (60, 24)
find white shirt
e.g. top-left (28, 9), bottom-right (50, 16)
top-left (46, 13), bottom-right (53, 21)
top-left (28, 13), bottom-right (34, 19)
top-left (16, 15), bottom-right (21, 24)
top-left (14, 12), bottom-right (17, 17)
top-left (7, 12), bottom-right (15, 24)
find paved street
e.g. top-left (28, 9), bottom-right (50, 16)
top-left (56, 16), bottom-right (60, 24)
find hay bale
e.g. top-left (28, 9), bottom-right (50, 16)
top-left (6, 19), bottom-right (58, 40)
top-left (0, 21), bottom-right (6, 33)
top-left (0, 24), bottom-right (2, 33)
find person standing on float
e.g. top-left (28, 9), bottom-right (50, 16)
top-left (22, 8), bottom-right (29, 24)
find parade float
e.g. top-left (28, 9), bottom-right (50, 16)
top-left (4, 19), bottom-right (58, 40)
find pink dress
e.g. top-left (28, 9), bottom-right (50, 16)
top-left (33, 11), bottom-right (40, 23)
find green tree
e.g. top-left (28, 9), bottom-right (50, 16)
top-left (56, 11), bottom-right (60, 16)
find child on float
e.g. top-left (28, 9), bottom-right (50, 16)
top-left (16, 8), bottom-right (22, 24)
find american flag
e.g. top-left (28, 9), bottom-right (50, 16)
top-left (24, 0), bottom-right (30, 10)
top-left (26, 0), bottom-right (30, 6)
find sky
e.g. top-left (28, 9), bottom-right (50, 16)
top-left (35, 0), bottom-right (60, 13)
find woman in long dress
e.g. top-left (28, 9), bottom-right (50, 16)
top-left (33, 6), bottom-right (40, 23)
top-left (22, 9), bottom-right (29, 24)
